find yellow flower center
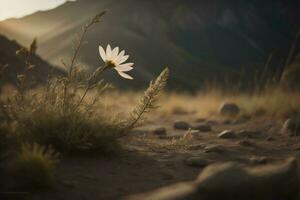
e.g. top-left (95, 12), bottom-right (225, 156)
top-left (106, 60), bottom-right (116, 68)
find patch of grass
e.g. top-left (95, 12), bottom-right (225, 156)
top-left (10, 143), bottom-right (59, 190)
top-left (14, 103), bottom-right (123, 153)
top-left (157, 86), bottom-right (300, 119)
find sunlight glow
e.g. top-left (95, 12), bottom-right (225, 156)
top-left (0, 0), bottom-right (74, 21)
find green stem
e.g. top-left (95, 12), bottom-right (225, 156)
top-left (75, 65), bottom-right (108, 109)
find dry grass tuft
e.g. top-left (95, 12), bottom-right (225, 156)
top-left (10, 143), bottom-right (59, 190)
top-left (158, 86), bottom-right (300, 119)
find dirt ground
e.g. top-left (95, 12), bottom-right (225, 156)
top-left (28, 114), bottom-right (300, 200)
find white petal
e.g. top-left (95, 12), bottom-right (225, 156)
top-left (118, 50), bottom-right (125, 57)
top-left (106, 44), bottom-right (112, 60)
top-left (115, 63), bottom-right (134, 72)
top-left (99, 46), bottom-right (106, 61)
top-left (111, 47), bottom-right (119, 60)
top-left (117, 55), bottom-right (129, 65)
top-left (115, 50), bottom-right (125, 62)
top-left (117, 71), bottom-right (133, 80)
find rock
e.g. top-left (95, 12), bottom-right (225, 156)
top-left (185, 157), bottom-right (210, 167)
top-left (173, 121), bottom-right (190, 130)
top-left (218, 130), bottom-right (236, 139)
top-left (193, 124), bottom-right (211, 132)
top-left (127, 157), bottom-right (299, 200)
top-left (127, 182), bottom-right (197, 200)
top-left (219, 103), bottom-right (240, 116)
top-left (153, 127), bottom-right (167, 136)
top-left (282, 118), bottom-right (300, 136)
top-left (195, 157), bottom-right (298, 200)
top-left (249, 156), bottom-right (268, 164)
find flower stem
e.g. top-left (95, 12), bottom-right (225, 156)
top-left (75, 65), bottom-right (108, 109)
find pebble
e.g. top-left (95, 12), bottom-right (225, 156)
top-left (219, 102), bottom-right (240, 116)
top-left (185, 157), bottom-right (210, 167)
top-left (282, 118), bottom-right (300, 136)
top-left (174, 121), bottom-right (190, 130)
top-left (193, 124), bottom-right (211, 132)
top-left (218, 130), bottom-right (236, 139)
top-left (153, 127), bottom-right (167, 136)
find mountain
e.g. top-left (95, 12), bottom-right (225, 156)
top-left (0, 0), bottom-right (299, 90)
top-left (0, 34), bottom-right (63, 88)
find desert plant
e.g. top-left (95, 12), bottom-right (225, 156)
top-left (10, 143), bottom-right (59, 190)
top-left (127, 67), bottom-right (170, 130)
top-left (1, 11), bottom-right (169, 154)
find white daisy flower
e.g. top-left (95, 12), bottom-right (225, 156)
top-left (99, 44), bottom-right (134, 80)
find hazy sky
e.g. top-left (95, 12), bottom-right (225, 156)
top-left (0, 0), bottom-right (73, 21)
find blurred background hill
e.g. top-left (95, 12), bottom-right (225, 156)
top-left (0, 35), bottom-right (63, 88)
top-left (0, 0), bottom-right (299, 90)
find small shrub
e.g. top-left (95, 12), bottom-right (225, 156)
top-left (10, 143), bottom-right (59, 190)
top-left (16, 107), bottom-right (123, 153)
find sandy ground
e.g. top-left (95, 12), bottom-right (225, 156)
top-left (27, 113), bottom-right (300, 200)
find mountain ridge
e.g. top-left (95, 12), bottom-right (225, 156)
top-left (0, 0), bottom-right (299, 90)
top-left (0, 34), bottom-right (64, 88)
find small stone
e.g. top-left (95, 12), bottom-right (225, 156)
top-left (218, 130), bottom-right (236, 139)
top-left (250, 156), bottom-right (268, 164)
top-left (174, 121), bottom-right (190, 130)
top-left (219, 102), bottom-right (240, 116)
top-left (153, 127), bottom-right (167, 136)
top-left (282, 118), bottom-right (300, 136)
top-left (128, 157), bottom-right (299, 200)
top-left (193, 124), bottom-right (211, 132)
top-left (185, 157), bottom-right (210, 167)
